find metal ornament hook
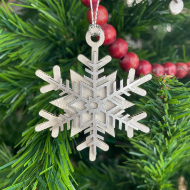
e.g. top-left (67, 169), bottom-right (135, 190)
top-left (88, 24), bottom-right (102, 37)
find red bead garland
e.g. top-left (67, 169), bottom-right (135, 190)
top-left (119, 52), bottom-right (139, 72)
top-left (82, 1), bottom-right (189, 79)
top-left (152, 64), bottom-right (165, 77)
top-left (163, 62), bottom-right (176, 76)
top-left (97, 24), bottom-right (117, 45)
top-left (86, 5), bottom-right (108, 26)
top-left (186, 62), bottom-right (190, 77)
top-left (136, 60), bottom-right (152, 77)
top-left (108, 38), bottom-right (128, 59)
top-left (175, 63), bottom-right (188, 79)
top-left (81, 0), bottom-right (102, 8)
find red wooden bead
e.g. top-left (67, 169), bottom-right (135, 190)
top-left (186, 62), bottom-right (190, 77)
top-left (163, 62), bottom-right (176, 76)
top-left (119, 52), bottom-right (139, 72)
top-left (86, 5), bottom-right (108, 26)
top-left (97, 24), bottom-right (117, 45)
top-left (109, 38), bottom-right (128, 59)
top-left (175, 62), bottom-right (188, 79)
top-left (152, 64), bottom-right (165, 77)
top-left (136, 60), bottom-right (152, 77)
top-left (81, 0), bottom-right (102, 7)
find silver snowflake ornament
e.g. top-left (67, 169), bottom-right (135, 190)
top-left (35, 28), bottom-right (152, 161)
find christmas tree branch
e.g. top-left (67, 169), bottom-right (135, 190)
top-left (0, 123), bottom-right (76, 189)
top-left (0, 143), bottom-right (13, 189)
top-left (119, 76), bottom-right (190, 189)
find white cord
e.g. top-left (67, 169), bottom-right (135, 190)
top-left (90, 0), bottom-right (100, 25)
top-left (89, 0), bottom-right (101, 36)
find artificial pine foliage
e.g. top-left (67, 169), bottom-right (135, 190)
top-left (0, 0), bottom-right (190, 189)
top-left (123, 76), bottom-right (190, 190)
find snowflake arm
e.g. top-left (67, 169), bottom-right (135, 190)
top-left (36, 65), bottom-right (74, 96)
top-left (97, 68), bottom-right (151, 137)
top-left (102, 69), bottom-right (152, 102)
top-left (35, 110), bottom-right (64, 138)
top-left (78, 54), bottom-right (111, 69)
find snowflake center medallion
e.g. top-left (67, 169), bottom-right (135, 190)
top-left (35, 27), bottom-right (152, 161)
top-left (90, 102), bottom-right (98, 109)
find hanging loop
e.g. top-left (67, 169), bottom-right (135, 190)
top-left (86, 26), bottom-right (105, 48)
top-left (88, 24), bottom-right (102, 37)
